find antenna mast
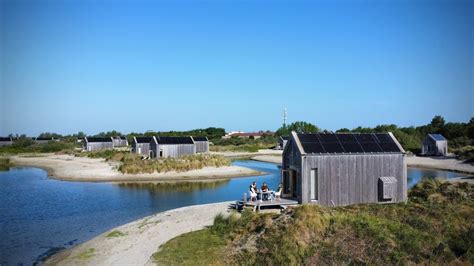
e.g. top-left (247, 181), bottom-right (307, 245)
top-left (283, 107), bottom-right (287, 128)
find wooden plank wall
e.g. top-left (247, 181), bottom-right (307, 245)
top-left (85, 142), bottom-right (114, 151)
top-left (195, 141), bottom-right (209, 153)
top-left (301, 154), bottom-right (407, 206)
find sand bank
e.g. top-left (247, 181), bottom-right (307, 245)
top-left (45, 201), bottom-right (233, 266)
top-left (250, 154), bottom-right (474, 175)
top-left (10, 154), bottom-right (262, 182)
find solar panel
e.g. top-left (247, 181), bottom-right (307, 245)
top-left (379, 143), bottom-right (401, 152)
top-left (158, 137), bottom-right (194, 144)
top-left (360, 142), bottom-right (383, 152)
top-left (431, 134), bottom-right (446, 141)
top-left (317, 134), bottom-right (339, 143)
top-left (374, 133), bottom-right (392, 143)
top-left (341, 142), bottom-right (364, 153)
top-left (297, 134), bottom-right (319, 142)
top-left (336, 134), bottom-right (357, 143)
top-left (321, 142), bottom-right (345, 153)
top-left (355, 134), bottom-right (376, 143)
top-left (302, 142), bottom-right (326, 153)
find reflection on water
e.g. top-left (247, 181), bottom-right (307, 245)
top-left (117, 180), bottom-right (230, 192)
top-left (407, 167), bottom-right (472, 188)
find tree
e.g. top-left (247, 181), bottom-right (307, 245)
top-left (430, 115), bottom-right (445, 132)
top-left (336, 128), bottom-right (351, 133)
top-left (276, 121), bottom-right (320, 135)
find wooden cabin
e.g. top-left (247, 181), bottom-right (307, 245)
top-left (84, 137), bottom-right (114, 151)
top-left (278, 136), bottom-right (289, 150)
top-left (282, 131), bottom-right (407, 206)
top-left (192, 136), bottom-right (209, 153)
top-left (421, 134), bottom-right (448, 156)
top-left (112, 136), bottom-right (128, 147)
top-left (132, 136), bottom-right (153, 156)
top-left (0, 137), bottom-right (13, 146)
top-left (150, 136), bottom-right (196, 158)
top-left (35, 137), bottom-right (60, 144)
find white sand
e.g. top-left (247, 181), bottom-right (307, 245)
top-left (45, 201), bottom-right (234, 266)
top-left (10, 154), bottom-right (262, 182)
top-left (251, 155), bottom-right (282, 164)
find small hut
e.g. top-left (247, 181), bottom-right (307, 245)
top-left (112, 136), bottom-right (128, 147)
top-left (192, 136), bottom-right (209, 153)
top-left (150, 136), bottom-right (196, 158)
top-left (0, 137), bottom-right (13, 146)
top-left (35, 137), bottom-right (60, 144)
top-left (132, 136), bottom-right (153, 156)
top-left (278, 136), bottom-right (289, 150)
top-left (84, 137), bottom-right (114, 151)
top-left (421, 134), bottom-right (448, 156)
top-left (282, 131), bottom-right (407, 206)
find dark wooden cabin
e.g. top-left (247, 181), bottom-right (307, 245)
top-left (84, 137), bottom-right (114, 151)
top-left (35, 137), bottom-right (60, 144)
top-left (282, 131), bottom-right (407, 206)
top-left (132, 136), bottom-right (153, 156)
top-left (150, 136), bottom-right (196, 158)
top-left (0, 137), bottom-right (13, 146)
top-left (421, 134), bottom-right (448, 156)
top-left (192, 136), bottom-right (209, 153)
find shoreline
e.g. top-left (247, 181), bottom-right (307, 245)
top-left (44, 201), bottom-right (234, 265)
top-left (10, 154), bottom-right (264, 183)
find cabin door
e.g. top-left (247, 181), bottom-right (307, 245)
top-left (291, 171), bottom-right (297, 198)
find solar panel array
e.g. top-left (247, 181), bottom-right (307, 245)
top-left (135, 137), bottom-right (153, 143)
top-left (297, 133), bottom-right (402, 154)
top-left (157, 136), bottom-right (194, 144)
top-left (430, 134), bottom-right (446, 141)
top-left (193, 136), bottom-right (208, 142)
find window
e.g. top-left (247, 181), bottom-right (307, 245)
top-left (310, 168), bottom-right (318, 201)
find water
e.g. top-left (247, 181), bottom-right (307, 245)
top-left (0, 160), bottom-right (471, 264)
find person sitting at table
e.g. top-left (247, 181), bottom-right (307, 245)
top-left (261, 182), bottom-right (269, 201)
top-left (274, 183), bottom-right (283, 201)
top-left (249, 182), bottom-right (258, 201)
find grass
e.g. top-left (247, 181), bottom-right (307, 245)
top-left (210, 143), bottom-right (274, 153)
top-left (0, 141), bottom-right (77, 155)
top-left (152, 180), bottom-right (474, 265)
top-left (152, 229), bottom-right (226, 265)
top-left (452, 145), bottom-right (474, 163)
top-left (106, 230), bottom-right (127, 238)
top-left (118, 153), bottom-right (231, 174)
top-left (0, 157), bottom-right (13, 171)
top-left (73, 248), bottom-right (96, 260)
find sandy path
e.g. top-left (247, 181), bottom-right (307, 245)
top-left (45, 201), bottom-right (234, 266)
top-left (10, 154), bottom-right (262, 182)
top-left (251, 155), bottom-right (282, 164)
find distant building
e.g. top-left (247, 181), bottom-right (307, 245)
top-left (222, 131), bottom-right (273, 139)
top-left (84, 137), bottom-right (114, 151)
top-left (35, 137), bottom-right (60, 144)
top-left (421, 134), bottom-right (448, 156)
top-left (282, 131), bottom-right (407, 206)
top-left (0, 137), bottom-right (13, 146)
top-left (112, 136), bottom-right (128, 147)
top-left (192, 136), bottom-right (209, 153)
top-left (277, 136), bottom-right (289, 150)
top-left (150, 136), bottom-right (196, 158)
top-left (132, 137), bottom-right (153, 156)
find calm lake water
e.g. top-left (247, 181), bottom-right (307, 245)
top-left (0, 160), bottom-right (471, 264)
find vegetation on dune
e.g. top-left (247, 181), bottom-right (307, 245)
top-left (118, 154), bottom-right (231, 174)
top-left (0, 138), bottom-right (77, 155)
top-left (153, 180), bottom-right (474, 265)
top-left (451, 146), bottom-right (474, 164)
top-left (0, 158), bottom-right (13, 171)
top-left (106, 230), bottom-right (127, 238)
top-left (211, 136), bottom-right (277, 152)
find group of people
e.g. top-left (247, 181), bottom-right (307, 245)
top-left (248, 181), bottom-right (282, 202)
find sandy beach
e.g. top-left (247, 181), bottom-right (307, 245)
top-left (10, 154), bottom-right (263, 182)
top-left (45, 201), bottom-right (234, 266)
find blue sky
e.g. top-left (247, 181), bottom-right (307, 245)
top-left (1, 0), bottom-right (473, 136)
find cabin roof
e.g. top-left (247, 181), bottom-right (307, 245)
top-left (428, 134), bottom-right (447, 142)
top-left (86, 137), bottom-right (113, 143)
top-left (293, 132), bottom-right (404, 154)
top-left (193, 136), bottom-right (208, 142)
top-left (156, 136), bottom-right (194, 144)
top-left (280, 136), bottom-right (289, 140)
top-left (135, 137), bottom-right (153, 143)
top-left (0, 137), bottom-right (12, 141)
top-left (36, 137), bottom-right (56, 141)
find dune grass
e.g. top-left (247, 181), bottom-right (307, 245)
top-left (152, 179), bottom-right (474, 265)
top-left (0, 157), bottom-right (13, 171)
